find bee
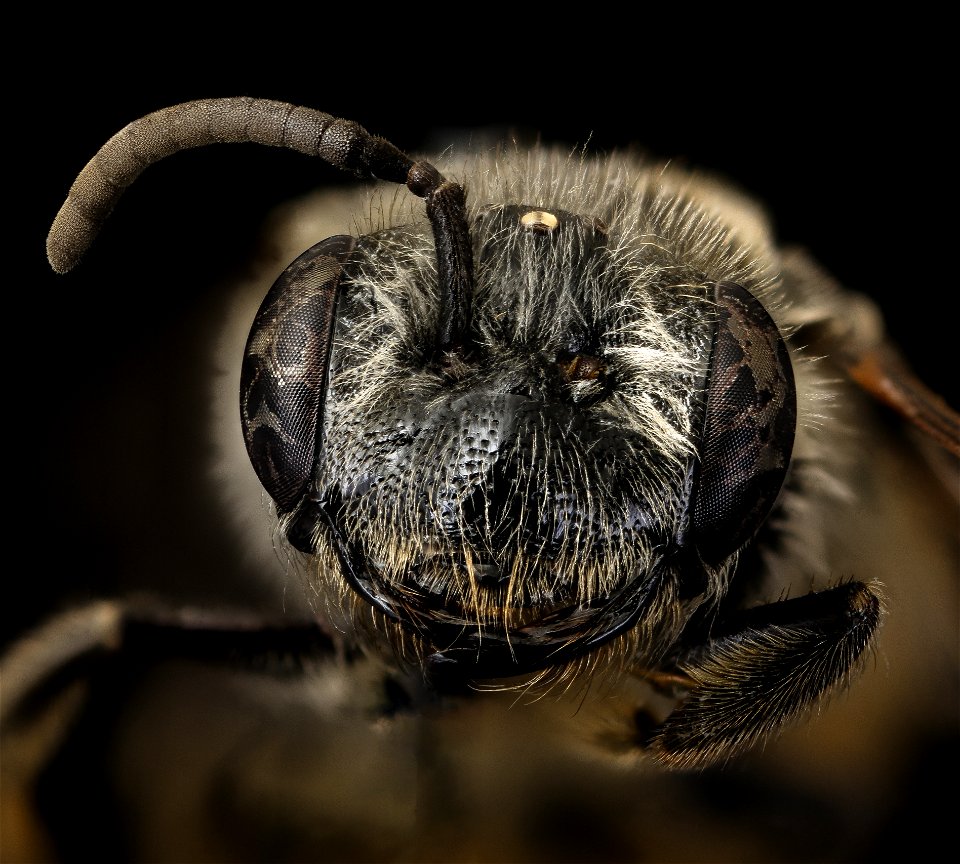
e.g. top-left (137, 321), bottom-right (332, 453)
top-left (4, 98), bottom-right (957, 863)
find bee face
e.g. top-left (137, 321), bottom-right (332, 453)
top-left (241, 152), bottom-right (803, 682)
top-left (316, 198), bottom-right (713, 670)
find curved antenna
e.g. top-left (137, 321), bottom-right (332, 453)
top-left (47, 98), bottom-right (472, 351)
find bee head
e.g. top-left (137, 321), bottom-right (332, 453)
top-left (241, 168), bottom-right (797, 683)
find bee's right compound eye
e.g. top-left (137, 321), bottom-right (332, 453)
top-left (240, 235), bottom-right (357, 513)
top-left (690, 282), bottom-right (798, 565)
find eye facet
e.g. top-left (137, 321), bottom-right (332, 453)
top-left (690, 282), bottom-right (797, 565)
top-left (239, 235), bottom-right (356, 512)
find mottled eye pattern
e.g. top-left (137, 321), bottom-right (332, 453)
top-left (240, 235), bottom-right (356, 511)
top-left (692, 282), bottom-right (797, 565)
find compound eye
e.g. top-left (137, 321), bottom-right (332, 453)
top-left (691, 282), bottom-right (797, 565)
top-left (240, 235), bottom-right (356, 512)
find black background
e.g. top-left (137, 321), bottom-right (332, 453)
top-left (14, 27), bottom-right (953, 641)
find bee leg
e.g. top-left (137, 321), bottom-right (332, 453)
top-left (644, 581), bottom-right (883, 770)
top-left (1, 602), bottom-right (129, 863)
top-left (1, 601), bottom-right (353, 859)
top-left (1, 602), bottom-right (342, 731)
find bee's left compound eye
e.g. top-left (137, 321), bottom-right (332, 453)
top-left (689, 282), bottom-right (797, 565)
top-left (240, 235), bottom-right (357, 513)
